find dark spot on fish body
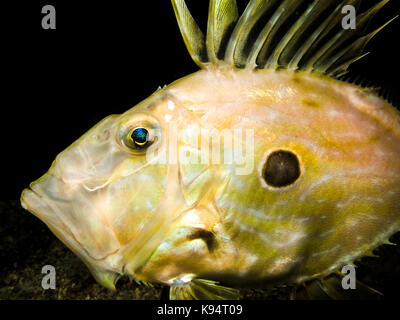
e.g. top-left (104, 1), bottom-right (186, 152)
top-left (302, 99), bottom-right (320, 108)
top-left (263, 151), bottom-right (301, 188)
top-left (292, 76), bottom-right (302, 85)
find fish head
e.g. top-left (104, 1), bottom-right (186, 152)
top-left (20, 89), bottom-right (201, 287)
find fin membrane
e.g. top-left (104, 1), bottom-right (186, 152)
top-left (338, 73), bottom-right (399, 107)
top-left (169, 278), bottom-right (240, 300)
top-left (291, 273), bottom-right (383, 300)
top-left (171, 0), bottom-right (396, 76)
top-left (171, 0), bottom-right (208, 67)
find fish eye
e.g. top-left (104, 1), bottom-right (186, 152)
top-left (117, 113), bottom-right (161, 153)
top-left (262, 150), bottom-right (300, 188)
top-left (130, 127), bottom-right (150, 147)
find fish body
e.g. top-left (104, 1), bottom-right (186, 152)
top-left (137, 67), bottom-right (400, 287)
top-left (21, 0), bottom-right (400, 299)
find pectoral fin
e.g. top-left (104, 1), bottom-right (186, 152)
top-left (169, 278), bottom-right (240, 300)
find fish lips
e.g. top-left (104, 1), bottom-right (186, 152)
top-left (21, 185), bottom-right (63, 227)
top-left (20, 174), bottom-right (121, 262)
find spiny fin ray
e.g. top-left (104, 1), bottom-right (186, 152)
top-left (246, 0), bottom-right (302, 68)
top-left (325, 16), bottom-right (397, 76)
top-left (287, 0), bottom-right (361, 70)
top-left (171, 0), bottom-right (394, 77)
top-left (225, 0), bottom-right (279, 67)
top-left (171, 0), bottom-right (208, 67)
top-left (266, 0), bottom-right (330, 69)
top-left (169, 278), bottom-right (240, 300)
top-left (307, 0), bottom-right (394, 73)
top-left (207, 0), bottom-right (239, 63)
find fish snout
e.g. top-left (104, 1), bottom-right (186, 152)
top-left (21, 169), bottom-right (69, 214)
top-left (21, 165), bottom-right (121, 262)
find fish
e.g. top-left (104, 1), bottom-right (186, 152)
top-left (20, 0), bottom-right (400, 300)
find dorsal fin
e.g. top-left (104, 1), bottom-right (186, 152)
top-left (207, 0), bottom-right (239, 63)
top-left (171, 0), bottom-right (208, 67)
top-left (171, 0), bottom-right (396, 77)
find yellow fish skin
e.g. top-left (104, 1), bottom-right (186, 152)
top-left (133, 67), bottom-right (400, 287)
top-left (20, 0), bottom-right (400, 299)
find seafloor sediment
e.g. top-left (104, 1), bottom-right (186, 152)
top-left (1, 200), bottom-right (399, 300)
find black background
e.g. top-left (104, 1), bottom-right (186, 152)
top-left (2, 0), bottom-right (400, 201)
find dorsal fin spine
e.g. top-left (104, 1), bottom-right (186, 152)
top-left (224, 0), bottom-right (255, 66)
top-left (266, 0), bottom-right (322, 70)
top-left (225, 0), bottom-right (271, 67)
top-left (207, 0), bottom-right (220, 64)
top-left (171, 0), bottom-right (395, 78)
top-left (207, 0), bottom-right (239, 64)
top-left (247, 0), bottom-right (298, 68)
top-left (287, 0), bottom-right (360, 70)
top-left (324, 16), bottom-right (396, 76)
top-left (171, 0), bottom-right (208, 67)
top-left (305, 0), bottom-right (391, 73)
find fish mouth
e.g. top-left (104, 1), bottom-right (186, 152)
top-left (20, 186), bottom-right (64, 232)
top-left (21, 187), bottom-right (48, 215)
top-left (21, 185), bottom-right (124, 289)
top-left (21, 176), bottom-right (122, 263)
